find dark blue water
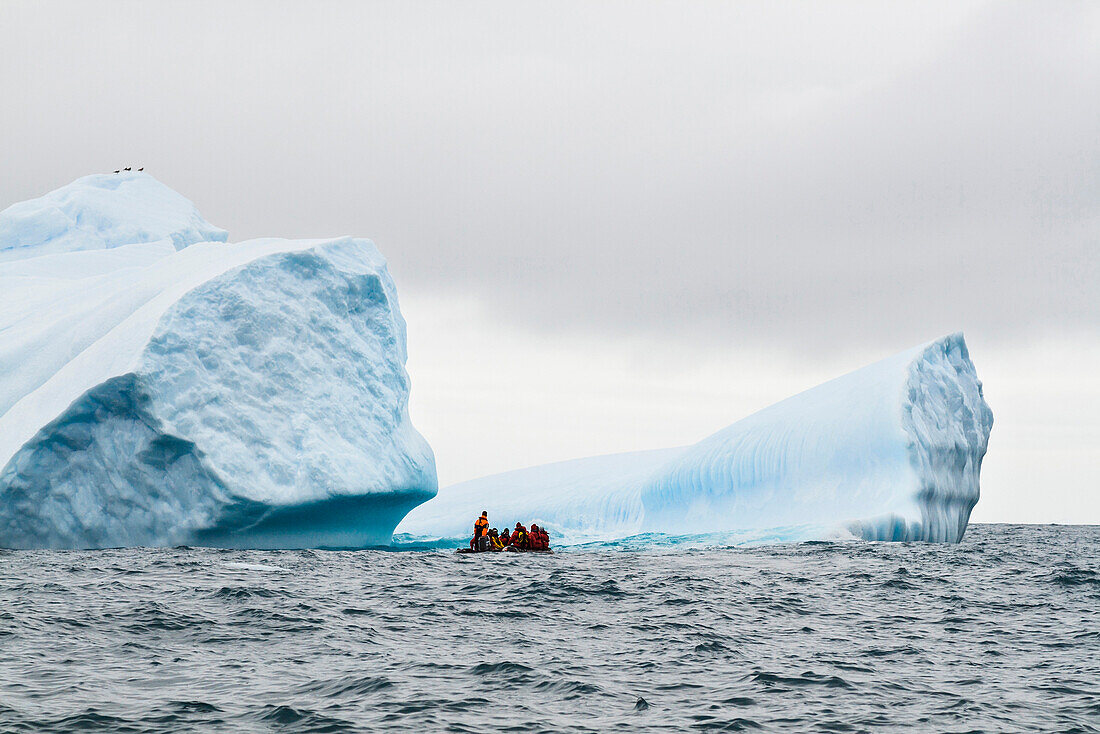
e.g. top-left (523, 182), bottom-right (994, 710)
top-left (1, 524), bottom-right (1097, 732)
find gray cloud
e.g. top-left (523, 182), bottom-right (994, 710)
top-left (1, 1), bottom-right (1096, 354)
top-left (2, 1), bottom-right (1098, 520)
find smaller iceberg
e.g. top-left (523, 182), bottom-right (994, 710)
top-left (399, 335), bottom-right (993, 545)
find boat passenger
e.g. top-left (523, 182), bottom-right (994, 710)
top-left (539, 526), bottom-right (550, 550)
top-left (477, 532), bottom-right (492, 552)
top-left (512, 523), bottom-right (529, 550)
top-left (489, 528), bottom-right (504, 550)
top-left (470, 511), bottom-right (489, 549)
top-left (499, 527), bottom-right (511, 547)
top-left (529, 524), bottom-right (543, 550)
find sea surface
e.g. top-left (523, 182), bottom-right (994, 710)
top-left (1, 524), bottom-right (1097, 733)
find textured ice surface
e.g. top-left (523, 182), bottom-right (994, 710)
top-left (399, 335), bottom-right (992, 545)
top-left (0, 175), bottom-right (435, 549)
top-left (399, 448), bottom-right (687, 546)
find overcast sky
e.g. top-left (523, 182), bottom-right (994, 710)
top-left (2, 1), bottom-right (1097, 523)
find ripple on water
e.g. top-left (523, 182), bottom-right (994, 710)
top-left (0, 525), bottom-right (1096, 733)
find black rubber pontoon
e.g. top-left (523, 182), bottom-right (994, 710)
top-left (455, 547), bottom-right (554, 554)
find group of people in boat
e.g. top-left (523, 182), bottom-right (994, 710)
top-left (470, 511), bottom-right (551, 552)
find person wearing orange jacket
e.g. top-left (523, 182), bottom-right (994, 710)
top-left (470, 511), bottom-right (489, 550)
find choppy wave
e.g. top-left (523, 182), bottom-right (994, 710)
top-left (0, 524), bottom-right (1096, 732)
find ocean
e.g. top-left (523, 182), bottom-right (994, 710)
top-left (1, 524), bottom-right (1097, 732)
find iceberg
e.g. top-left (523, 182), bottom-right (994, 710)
top-left (0, 173), bottom-right (436, 549)
top-left (399, 335), bottom-right (993, 544)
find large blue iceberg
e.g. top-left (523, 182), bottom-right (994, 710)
top-left (399, 335), bottom-right (993, 544)
top-left (0, 173), bottom-right (436, 549)
top-left (1, 173), bottom-right (993, 549)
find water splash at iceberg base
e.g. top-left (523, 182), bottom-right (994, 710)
top-left (398, 334), bottom-right (993, 546)
top-left (392, 525), bottom-right (854, 552)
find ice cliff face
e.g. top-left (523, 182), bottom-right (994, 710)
top-left (0, 173), bottom-right (436, 549)
top-left (894, 337), bottom-right (994, 541)
top-left (399, 335), bottom-right (992, 544)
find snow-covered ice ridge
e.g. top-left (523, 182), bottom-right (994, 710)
top-left (400, 335), bottom-right (992, 544)
top-left (0, 172), bottom-right (228, 263)
top-left (0, 173), bottom-right (436, 549)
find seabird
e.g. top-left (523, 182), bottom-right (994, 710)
top-left (113, 170), bottom-right (120, 174)
top-left (124, 167), bottom-right (131, 171)
top-left (138, 167), bottom-right (143, 171)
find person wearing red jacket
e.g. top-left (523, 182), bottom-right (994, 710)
top-left (512, 523), bottom-right (529, 549)
top-left (535, 524), bottom-right (550, 550)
